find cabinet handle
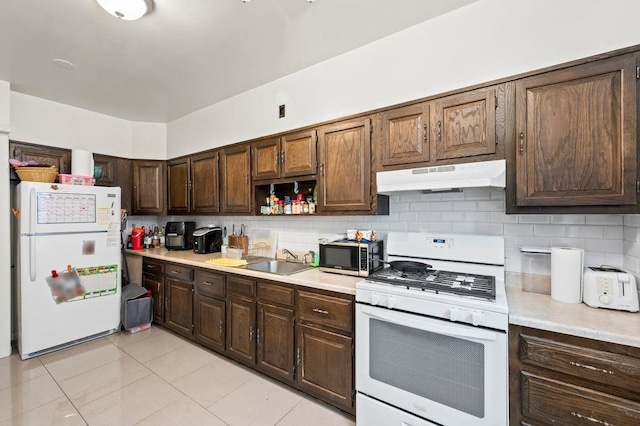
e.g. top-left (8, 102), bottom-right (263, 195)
top-left (570, 411), bottom-right (611, 425)
top-left (423, 123), bottom-right (427, 143)
top-left (280, 151), bottom-right (285, 164)
top-left (164, 296), bottom-right (168, 310)
top-left (249, 326), bottom-right (254, 342)
top-left (437, 120), bottom-right (442, 142)
top-left (201, 281), bottom-right (212, 286)
top-left (275, 151), bottom-right (279, 165)
top-left (296, 347), bottom-right (301, 366)
top-left (319, 163), bottom-right (324, 177)
top-left (256, 328), bottom-right (261, 345)
top-left (312, 308), bottom-right (329, 315)
top-left (245, 174), bottom-right (249, 184)
top-left (519, 132), bottom-right (525, 154)
top-left (569, 361), bottom-right (614, 375)
top-left (170, 270), bottom-right (179, 275)
top-left (219, 319), bottom-right (224, 336)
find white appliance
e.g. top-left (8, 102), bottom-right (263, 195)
top-left (583, 266), bottom-right (639, 312)
top-left (376, 159), bottom-right (506, 194)
top-left (356, 232), bottom-right (508, 426)
top-left (17, 182), bottom-right (122, 360)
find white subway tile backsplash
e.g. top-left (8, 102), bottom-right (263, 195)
top-left (518, 215), bottom-right (550, 224)
top-left (586, 214), bottom-right (623, 225)
top-left (585, 238), bottom-right (622, 254)
top-left (490, 189), bottom-right (505, 200)
top-left (567, 225), bottom-right (605, 239)
top-left (477, 200), bottom-right (504, 211)
top-left (604, 253), bottom-right (624, 268)
top-left (440, 192), bottom-right (466, 200)
top-left (549, 238), bottom-right (585, 250)
top-left (409, 202), bottom-right (431, 212)
top-left (429, 202), bottom-right (454, 211)
top-left (624, 227), bottom-right (640, 242)
top-left (462, 188), bottom-right (492, 200)
top-left (398, 212), bottom-right (419, 222)
top-left (464, 212), bottom-right (490, 222)
top-left (624, 255), bottom-right (640, 275)
top-left (476, 223), bottom-right (504, 235)
top-left (605, 226), bottom-right (624, 240)
top-left (453, 201), bottom-right (478, 211)
top-left (533, 224), bottom-right (566, 237)
top-left (624, 215), bottom-right (640, 227)
top-left (489, 212), bottom-right (518, 224)
top-left (550, 215), bottom-right (586, 225)
top-left (584, 252), bottom-right (606, 266)
top-left (452, 222), bottom-right (477, 233)
top-left (504, 224), bottom-right (534, 236)
top-left (417, 212), bottom-right (441, 222)
top-left (429, 222), bottom-right (453, 232)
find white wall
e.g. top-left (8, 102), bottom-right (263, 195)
top-left (167, 0), bottom-right (640, 157)
top-left (0, 80), bottom-right (11, 358)
top-left (10, 92), bottom-right (166, 159)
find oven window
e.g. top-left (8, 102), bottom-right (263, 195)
top-left (369, 318), bottom-right (485, 418)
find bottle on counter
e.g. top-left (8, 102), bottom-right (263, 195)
top-left (158, 227), bottom-right (165, 246)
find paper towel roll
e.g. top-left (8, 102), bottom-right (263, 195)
top-left (551, 247), bottom-right (584, 304)
top-left (71, 149), bottom-right (94, 176)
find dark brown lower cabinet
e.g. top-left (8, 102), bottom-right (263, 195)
top-left (510, 325), bottom-right (640, 426)
top-left (142, 273), bottom-right (164, 324)
top-left (165, 278), bottom-right (194, 337)
top-left (226, 295), bottom-right (256, 365)
top-left (194, 294), bottom-right (225, 353)
top-left (257, 302), bottom-right (294, 383)
top-left (296, 323), bottom-right (353, 411)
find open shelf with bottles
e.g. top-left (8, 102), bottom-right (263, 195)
top-left (254, 179), bottom-right (318, 216)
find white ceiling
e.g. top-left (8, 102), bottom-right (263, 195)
top-left (0, 0), bottom-right (477, 123)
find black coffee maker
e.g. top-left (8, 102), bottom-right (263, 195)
top-left (192, 226), bottom-right (223, 254)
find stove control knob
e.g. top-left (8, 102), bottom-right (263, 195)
top-left (370, 294), bottom-right (380, 306)
top-left (449, 307), bottom-right (461, 322)
top-left (599, 294), bottom-right (613, 305)
top-left (387, 296), bottom-right (397, 309)
top-left (471, 311), bottom-right (483, 326)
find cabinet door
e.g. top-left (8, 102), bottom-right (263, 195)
top-left (142, 273), bottom-right (164, 324)
top-left (281, 130), bottom-right (317, 178)
top-left (432, 87), bottom-right (497, 161)
top-left (221, 144), bottom-right (252, 213)
top-left (191, 151), bottom-right (220, 214)
top-left (165, 278), bottom-right (194, 337)
top-left (226, 295), bottom-right (256, 365)
top-left (92, 153), bottom-right (116, 185)
top-left (132, 160), bottom-right (166, 215)
top-left (167, 158), bottom-right (190, 214)
top-left (296, 323), bottom-right (353, 410)
top-left (380, 103), bottom-right (430, 166)
top-left (195, 294), bottom-right (225, 353)
top-left (515, 54), bottom-right (638, 207)
top-left (252, 137), bottom-right (281, 181)
top-left (257, 303), bottom-right (294, 383)
top-left (317, 118), bottom-right (372, 212)
top-left (10, 141), bottom-right (71, 174)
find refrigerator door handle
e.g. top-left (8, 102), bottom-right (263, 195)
top-left (29, 187), bottom-right (36, 235)
top-left (29, 235), bottom-right (36, 282)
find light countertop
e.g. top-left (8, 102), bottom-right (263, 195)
top-left (125, 248), bottom-right (359, 295)
top-left (506, 275), bottom-right (640, 349)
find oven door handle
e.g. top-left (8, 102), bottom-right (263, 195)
top-left (360, 305), bottom-right (499, 341)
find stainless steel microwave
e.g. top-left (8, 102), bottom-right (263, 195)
top-left (319, 240), bottom-right (384, 277)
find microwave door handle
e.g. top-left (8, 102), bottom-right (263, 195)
top-left (361, 305), bottom-right (498, 342)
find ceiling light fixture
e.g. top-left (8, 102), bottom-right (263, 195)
top-left (95, 0), bottom-right (153, 20)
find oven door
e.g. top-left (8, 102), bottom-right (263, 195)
top-left (356, 304), bottom-right (507, 426)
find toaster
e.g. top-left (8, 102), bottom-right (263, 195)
top-left (193, 226), bottom-right (223, 254)
top-left (583, 266), bottom-right (639, 312)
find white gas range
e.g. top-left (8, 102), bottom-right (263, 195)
top-left (355, 232), bottom-right (508, 426)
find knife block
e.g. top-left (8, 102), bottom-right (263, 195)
top-left (228, 235), bottom-right (249, 255)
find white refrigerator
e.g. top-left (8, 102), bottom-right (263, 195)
top-left (17, 182), bottom-right (122, 359)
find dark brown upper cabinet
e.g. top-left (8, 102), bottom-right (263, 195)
top-left (167, 157), bottom-right (190, 215)
top-left (132, 160), bottom-right (166, 215)
top-left (10, 141), bottom-right (71, 175)
top-left (93, 154), bottom-right (132, 213)
top-left (513, 53), bottom-right (638, 209)
top-left (317, 118), bottom-right (372, 212)
top-left (431, 86), bottom-right (498, 161)
top-left (191, 151), bottom-right (220, 214)
top-left (380, 103), bottom-right (430, 167)
top-left (221, 144), bottom-right (252, 213)
top-left (252, 130), bottom-right (317, 182)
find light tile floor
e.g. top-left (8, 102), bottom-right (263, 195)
top-left (0, 326), bottom-right (355, 426)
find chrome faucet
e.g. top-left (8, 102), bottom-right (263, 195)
top-left (302, 251), bottom-right (315, 265)
top-left (281, 248), bottom-right (299, 262)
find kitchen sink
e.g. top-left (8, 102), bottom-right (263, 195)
top-left (245, 260), bottom-right (312, 276)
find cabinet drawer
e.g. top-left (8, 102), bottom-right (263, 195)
top-left (195, 270), bottom-right (225, 298)
top-left (521, 372), bottom-right (640, 426)
top-left (297, 291), bottom-right (353, 332)
top-left (258, 282), bottom-right (294, 307)
top-left (165, 263), bottom-right (194, 282)
top-left (142, 259), bottom-right (164, 276)
top-left (227, 276), bottom-right (256, 298)
top-left (520, 334), bottom-right (640, 392)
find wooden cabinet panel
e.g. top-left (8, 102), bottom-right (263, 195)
top-left (227, 276), bottom-right (256, 298)
top-left (221, 144), bottom-right (251, 213)
top-left (296, 323), bottom-right (353, 410)
top-left (165, 278), bottom-right (194, 337)
top-left (281, 129), bottom-right (317, 178)
top-left (164, 263), bottom-right (193, 282)
top-left (521, 372), bottom-right (640, 426)
top-left (257, 303), bottom-right (294, 383)
top-left (317, 118), bottom-right (371, 212)
top-left (226, 295), bottom-right (256, 364)
top-left (167, 158), bottom-right (190, 214)
top-left (432, 86), bottom-right (497, 161)
top-left (195, 294), bottom-right (225, 353)
top-left (10, 141), bottom-right (71, 175)
top-left (132, 160), bottom-right (166, 215)
top-left (297, 291), bottom-right (353, 333)
top-left (380, 103), bottom-right (430, 166)
top-left (195, 270), bottom-right (225, 299)
top-left (515, 54), bottom-right (638, 207)
top-left (93, 153), bottom-right (116, 185)
top-left (252, 137), bottom-right (280, 181)
top-left (142, 273), bottom-right (164, 324)
top-left (93, 155), bottom-right (132, 213)
top-left (257, 282), bottom-right (294, 307)
top-left (142, 259), bottom-right (164, 276)
top-left (191, 151), bottom-right (220, 214)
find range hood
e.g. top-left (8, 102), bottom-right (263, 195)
top-left (376, 159), bottom-right (506, 194)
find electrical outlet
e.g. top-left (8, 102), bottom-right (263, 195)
top-left (279, 104), bottom-right (285, 118)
